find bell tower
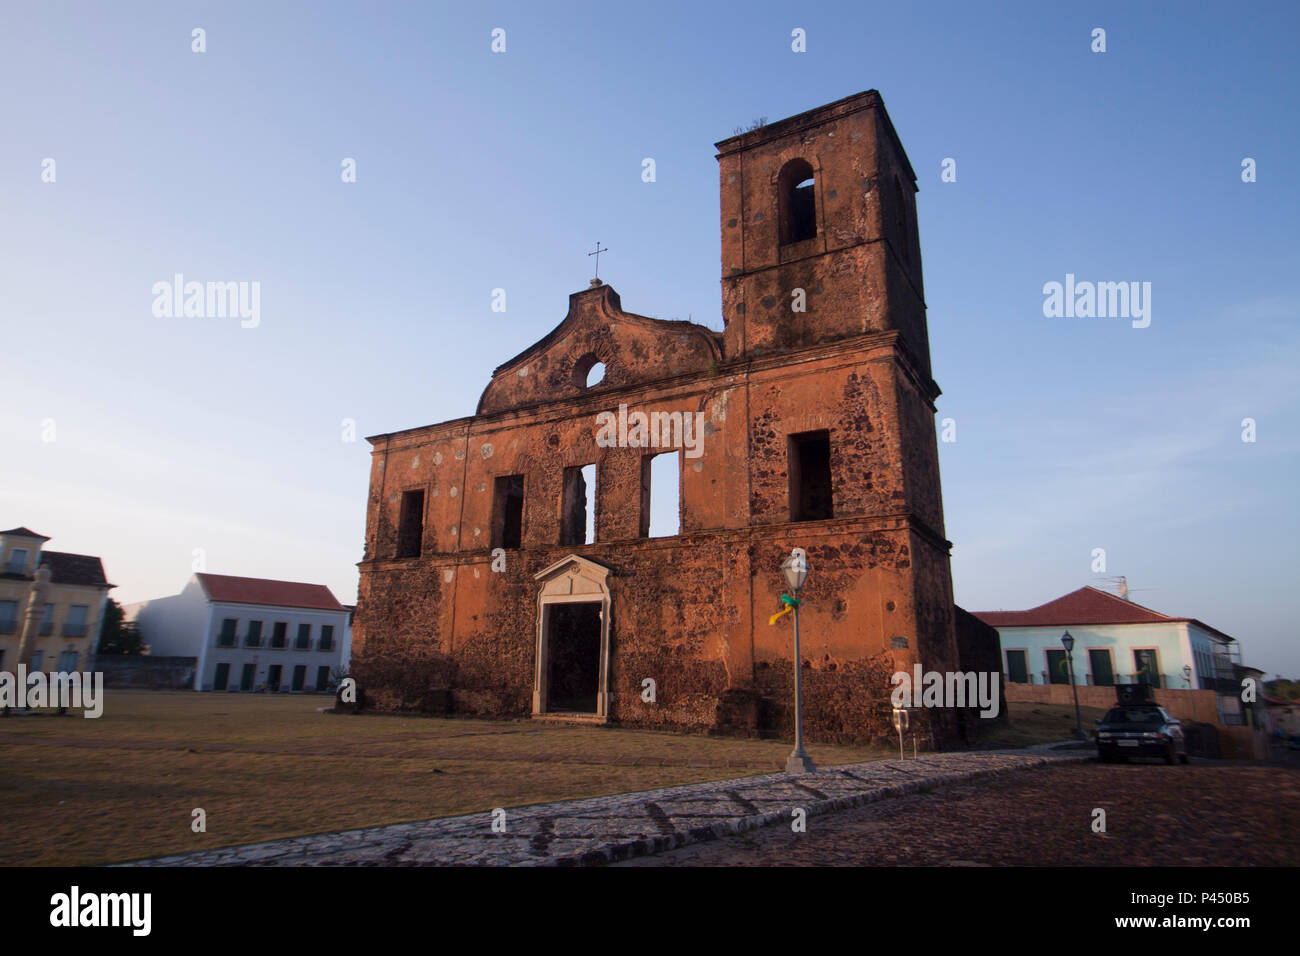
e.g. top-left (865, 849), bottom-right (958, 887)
top-left (714, 92), bottom-right (962, 741)
top-left (715, 90), bottom-right (931, 377)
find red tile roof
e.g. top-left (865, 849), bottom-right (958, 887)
top-left (195, 573), bottom-right (345, 612)
top-left (973, 586), bottom-right (1235, 642)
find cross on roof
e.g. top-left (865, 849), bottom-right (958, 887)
top-left (588, 241), bottom-right (608, 280)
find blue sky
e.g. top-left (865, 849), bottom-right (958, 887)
top-left (2, 1), bottom-right (1297, 673)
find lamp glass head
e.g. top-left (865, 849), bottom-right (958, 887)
top-left (1061, 631), bottom-right (1074, 652)
top-left (781, 549), bottom-right (809, 591)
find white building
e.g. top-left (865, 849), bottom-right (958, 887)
top-left (974, 585), bottom-right (1248, 722)
top-left (129, 573), bottom-right (352, 692)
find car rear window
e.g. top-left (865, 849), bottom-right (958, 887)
top-left (1104, 707), bottom-right (1164, 724)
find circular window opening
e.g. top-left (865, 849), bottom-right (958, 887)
top-left (574, 353), bottom-right (607, 389)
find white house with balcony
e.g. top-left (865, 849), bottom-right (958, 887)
top-left (973, 586), bottom-right (1249, 723)
top-left (128, 573), bottom-right (352, 692)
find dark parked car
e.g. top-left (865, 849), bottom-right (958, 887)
top-left (1095, 704), bottom-right (1189, 764)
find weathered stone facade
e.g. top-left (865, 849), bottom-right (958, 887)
top-left (354, 91), bottom-right (982, 745)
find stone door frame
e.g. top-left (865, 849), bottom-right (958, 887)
top-left (532, 554), bottom-right (612, 720)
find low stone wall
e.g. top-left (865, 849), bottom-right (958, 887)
top-left (1004, 681), bottom-right (1221, 723)
top-left (92, 655), bottom-right (196, 690)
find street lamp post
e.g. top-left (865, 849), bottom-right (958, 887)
top-left (781, 548), bottom-right (816, 774)
top-left (1061, 631), bottom-right (1085, 739)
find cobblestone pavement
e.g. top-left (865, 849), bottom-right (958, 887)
top-left (612, 760), bottom-right (1300, 866)
top-left (125, 747), bottom-right (1086, 866)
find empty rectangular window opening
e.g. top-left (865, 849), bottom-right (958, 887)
top-left (779, 159), bottom-right (817, 244)
top-left (560, 464), bottom-right (596, 546)
top-left (641, 452), bottom-right (681, 538)
top-left (790, 181), bottom-right (815, 241)
top-left (491, 474), bottom-right (525, 549)
top-left (396, 489), bottom-right (425, 558)
top-left (789, 430), bottom-right (833, 521)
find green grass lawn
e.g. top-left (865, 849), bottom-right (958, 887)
top-left (0, 691), bottom-right (1085, 866)
top-left (0, 691), bottom-right (888, 866)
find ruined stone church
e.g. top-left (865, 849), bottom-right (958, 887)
top-left (352, 91), bottom-right (997, 745)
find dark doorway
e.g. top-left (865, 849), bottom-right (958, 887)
top-left (292, 665), bottom-right (306, 692)
top-left (267, 664), bottom-right (283, 692)
top-left (546, 602), bottom-right (601, 713)
top-left (240, 663), bottom-right (255, 691)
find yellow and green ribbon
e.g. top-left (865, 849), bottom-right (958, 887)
top-left (768, 593), bottom-right (801, 626)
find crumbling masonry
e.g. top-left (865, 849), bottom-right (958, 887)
top-left (353, 91), bottom-right (996, 746)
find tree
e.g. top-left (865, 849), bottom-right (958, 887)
top-left (1265, 678), bottom-right (1300, 701)
top-left (97, 598), bottom-right (144, 655)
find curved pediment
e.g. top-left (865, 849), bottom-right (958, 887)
top-left (476, 283), bottom-right (723, 415)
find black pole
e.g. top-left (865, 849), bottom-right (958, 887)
top-left (1067, 653), bottom-right (1084, 738)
